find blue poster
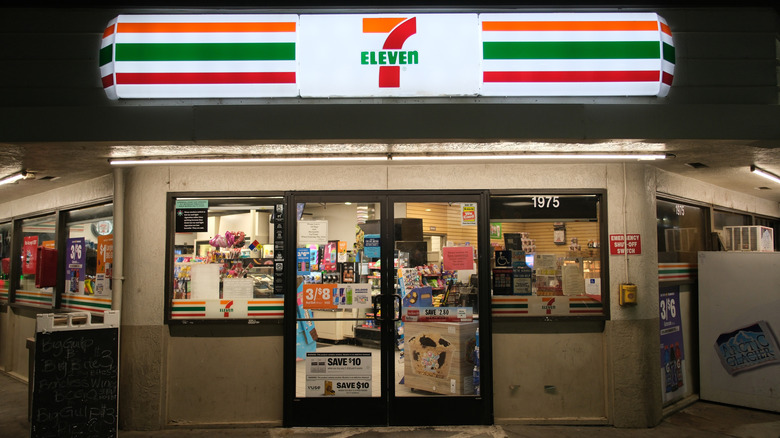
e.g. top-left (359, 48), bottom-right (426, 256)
top-left (66, 237), bottom-right (86, 294)
top-left (297, 248), bottom-right (311, 274)
top-left (364, 234), bottom-right (380, 259)
top-left (660, 286), bottom-right (685, 396)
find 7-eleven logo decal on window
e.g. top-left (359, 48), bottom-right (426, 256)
top-left (299, 14), bottom-right (480, 97)
top-left (361, 17), bottom-right (418, 88)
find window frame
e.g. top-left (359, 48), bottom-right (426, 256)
top-left (488, 189), bottom-right (610, 322)
top-left (164, 191), bottom-right (287, 325)
top-left (1, 199), bottom-right (114, 312)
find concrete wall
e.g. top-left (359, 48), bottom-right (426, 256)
top-left (123, 162), bottom-right (617, 429)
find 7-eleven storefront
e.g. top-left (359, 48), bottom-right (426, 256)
top-left (18, 7), bottom-right (780, 432)
top-left (95, 11), bottom-right (679, 430)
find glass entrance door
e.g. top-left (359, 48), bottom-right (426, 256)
top-left (285, 192), bottom-right (491, 426)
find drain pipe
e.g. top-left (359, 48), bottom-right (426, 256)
top-left (112, 167), bottom-right (125, 313)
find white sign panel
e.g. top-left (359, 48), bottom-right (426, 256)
top-left (102, 12), bottom-right (674, 99)
top-left (297, 220), bottom-right (329, 246)
top-left (299, 14), bottom-right (480, 97)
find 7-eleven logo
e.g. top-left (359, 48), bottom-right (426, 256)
top-left (220, 300), bottom-right (234, 317)
top-left (361, 17), bottom-right (418, 88)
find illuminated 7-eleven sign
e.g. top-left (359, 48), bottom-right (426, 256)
top-left (299, 14), bottom-right (481, 97)
top-left (102, 13), bottom-right (674, 99)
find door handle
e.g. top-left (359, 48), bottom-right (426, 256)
top-left (392, 294), bottom-right (402, 322)
top-left (371, 294), bottom-right (382, 324)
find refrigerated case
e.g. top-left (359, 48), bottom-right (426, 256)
top-left (697, 251), bottom-right (780, 412)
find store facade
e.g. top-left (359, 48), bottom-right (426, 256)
top-left (1, 4), bottom-right (779, 432)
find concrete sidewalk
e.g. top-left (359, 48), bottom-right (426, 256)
top-left (3, 371), bottom-right (778, 437)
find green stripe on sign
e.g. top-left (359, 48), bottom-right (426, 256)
top-left (16, 294), bottom-right (51, 302)
top-left (483, 41), bottom-right (660, 60)
top-left (492, 303), bottom-right (529, 309)
top-left (662, 43), bottom-right (675, 63)
top-left (116, 42), bottom-right (296, 62)
top-left (63, 299), bottom-right (112, 309)
top-left (248, 306), bottom-right (284, 311)
top-left (172, 306), bottom-right (207, 312)
top-left (99, 45), bottom-right (113, 66)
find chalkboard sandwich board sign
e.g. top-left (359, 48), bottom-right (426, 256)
top-left (31, 311), bottom-right (120, 438)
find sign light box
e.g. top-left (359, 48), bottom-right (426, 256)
top-left (100, 12), bottom-right (674, 99)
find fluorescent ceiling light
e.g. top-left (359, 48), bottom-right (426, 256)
top-left (110, 153), bottom-right (667, 166)
top-left (390, 153), bottom-right (667, 161)
top-left (0, 171), bottom-right (30, 186)
top-left (109, 156), bottom-right (388, 165)
top-left (751, 165), bottom-right (780, 185)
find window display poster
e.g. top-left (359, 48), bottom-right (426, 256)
top-left (490, 223), bottom-right (502, 239)
top-left (659, 286), bottom-right (686, 402)
top-left (461, 203), bottom-right (477, 226)
top-left (96, 234), bottom-right (113, 297)
top-left (190, 263), bottom-right (221, 300)
top-left (298, 220), bottom-right (328, 246)
top-left (22, 236), bottom-right (39, 275)
top-left (443, 246), bottom-right (474, 271)
top-left (66, 237), bottom-right (86, 294)
top-left (337, 241), bottom-right (348, 263)
top-left (175, 199), bottom-right (208, 232)
top-left (363, 234), bottom-right (380, 259)
top-left (297, 248), bottom-right (311, 274)
top-left (322, 240), bottom-right (337, 272)
top-left (306, 352), bottom-right (372, 397)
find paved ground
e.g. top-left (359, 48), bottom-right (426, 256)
top-left (3, 371), bottom-right (778, 437)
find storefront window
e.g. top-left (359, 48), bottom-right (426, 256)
top-left (16, 214), bottom-right (58, 308)
top-left (489, 194), bottom-right (605, 318)
top-left (754, 216), bottom-right (779, 252)
top-left (61, 204), bottom-right (114, 313)
top-left (0, 221), bottom-right (11, 304)
top-left (167, 196), bottom-right (284, 322)
top-left (656, 199), bottom-right (706, 265)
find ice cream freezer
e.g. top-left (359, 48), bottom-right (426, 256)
top-left (698, 251), bottom-right (780, 412)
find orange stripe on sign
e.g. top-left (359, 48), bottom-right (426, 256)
top-left (483, 20), bottom-right (659, 32)
top-left (363, 17), bottom-right (407, 33)
top-left (103, 25), bottom-right (116, 38)
top-left (660, 22), bottom-right (672, 36)
top-left (117, 22), bottom-right (296, 33)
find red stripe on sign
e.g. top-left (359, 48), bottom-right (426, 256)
top-left (662, 71), bottom-right (673, 86)
top-left (116, 72), bottom-right (296, 85)
top-left (102, 75), bottom-right (114, 88)
top-left (62, 304), bottom-right (105, 313)
top-left (172, 313), bottom-right (207, 318)
top-left (484, 70), bottom-right (660, 83)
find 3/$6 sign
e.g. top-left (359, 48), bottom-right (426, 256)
top-left (100, 12), bottom-right (675, 99)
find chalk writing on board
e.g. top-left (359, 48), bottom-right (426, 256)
top-left (32, 328), bottom-right (118, 438)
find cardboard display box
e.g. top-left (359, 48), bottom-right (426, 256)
top-left (404, 321), bottom-right (478, 395)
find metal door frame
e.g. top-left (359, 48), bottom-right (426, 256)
top-left (283, 190), bottom-right (493, 427)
